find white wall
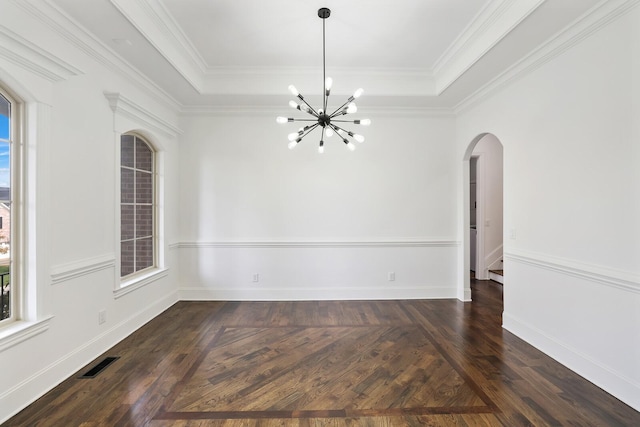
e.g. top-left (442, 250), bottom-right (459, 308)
top-left (0, 2), bottom-right (181, 422)
top-left (178, 111), bottom-right (459, 300)
top-left (457, 4), bottom-right (640, 411)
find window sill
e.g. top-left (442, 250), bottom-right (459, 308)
top-left (115, 267), bottom-right (169, 299)
top-left (0, 315), bottom-right (54, 353)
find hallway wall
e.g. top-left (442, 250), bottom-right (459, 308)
top-left (456, 4), bottom-right (640, 411)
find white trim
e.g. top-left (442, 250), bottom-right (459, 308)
top-left (473, 154), bottom-right (487, 279)
top-left (104, 92), bottom-right (183, 138)
top-left (179, 286), bottom-right (457, 302)
top-left (0, 291), bottom-right (177, 424)
top-left (12, 0), bottom-right (180, 111)
top-left (115, 267), bottom-right (169, 299)
top-left (0, 26), bottom-right (83, 82)
top-left (109, 0), bottom-right (205, 92)
top-left (503, 312), bottom-right (640, 412)
top-left (455, 0), bottom-right (640, 113)
top-left (50, 254), bottom-right (115, 286)
top-left (505, 250), bottom-right (640, 294)
top-left (0, 315), bottom-right (53, 354)
top-left (179, 104), bottom-right (454, 118)
top-left (486, 244), bottom-right (504, 270)
top-left (177, 239), bottom-right (459, 249)
top-left (434, 0), bottom-right (545, 94)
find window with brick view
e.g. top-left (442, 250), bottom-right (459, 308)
top-left (120, 134), bottom-right (155, 278)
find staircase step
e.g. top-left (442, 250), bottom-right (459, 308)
top-left (489, 269), bottom-right (504, 284)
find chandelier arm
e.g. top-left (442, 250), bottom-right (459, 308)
top-left (330, 119), bottom-right (359, 123)
top-left (328, 97), bottom-right (355, 118)
top-left (297, 95), bottom-right (321, 117)
top-left (298, 123), bottom-right (321, 140)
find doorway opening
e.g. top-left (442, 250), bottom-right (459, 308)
top-left (463, 134), bottom-right (504, 297)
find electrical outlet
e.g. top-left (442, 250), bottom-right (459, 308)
top-left (98, 310), bottom-right (106, 325)
top-left (388, 272), bottom-right (395, 281)
top-left (253, 273), bottom-right (260, 283)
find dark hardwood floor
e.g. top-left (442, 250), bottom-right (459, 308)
top-left (6, 280), bottom-right (640, 426)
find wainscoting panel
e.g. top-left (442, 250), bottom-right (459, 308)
top-left (178, 240), bottom-right (459, 301)
top-left (503, 252), bottom-right (640, 411)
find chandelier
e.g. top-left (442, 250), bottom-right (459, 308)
top-left (276, 7), bottom-right (371, 153)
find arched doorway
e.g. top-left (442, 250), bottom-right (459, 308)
top-left (462, 133), bottom-right (504, 297)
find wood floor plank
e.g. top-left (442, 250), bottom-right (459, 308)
top-left (6, 280), bottom-right (640, 426)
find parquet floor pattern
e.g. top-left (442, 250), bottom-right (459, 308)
top-left (6, 281), bottom-right (640, 426)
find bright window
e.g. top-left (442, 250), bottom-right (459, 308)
top-left (0, 90), bottom-right (15, 322)
top-left (120, 134), bottom-right (155, 278)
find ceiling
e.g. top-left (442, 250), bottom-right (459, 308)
top-left (50, 0), bottom-right (601, 109)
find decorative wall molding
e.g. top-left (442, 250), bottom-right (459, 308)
top-left (109, 0), bottom-right (206, 92)
top-left (0, 316), bottom-right (54, 354)
top-left (179, 286), bottom-right (458, 302)
top-left (115, 268), bottom-right (170, 299)
top-left (50, 254), bottom-right (115, 286)
top-left (11, 0), bottom-right (181, 111)
top-left (455, 0), bottom-right (640, 113)
top-left (434, 0), bottom-right (545, 93)
top-left (179, 104), bottom-right (455, 118)
top-left (178, 239), bottom-right (460, 249)
top-left (505, 250), bottom-right (640, 294)
top-left (105, 91), bottom-right (183, 137)
top-left (0, 26), bottom-right (83, 82)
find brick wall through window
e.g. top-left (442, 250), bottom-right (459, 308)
top-left (120, 134), bottom-right (154, 277)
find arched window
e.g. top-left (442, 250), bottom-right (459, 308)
top-left (0, 88), bottom-right (16, 322)
top-left (120, 134), bottom-right (155, 278)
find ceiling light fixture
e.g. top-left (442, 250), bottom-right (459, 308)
top-left (276, 7), bottom-right (371, 153)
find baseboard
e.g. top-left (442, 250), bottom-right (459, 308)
top-left (179, 286), bottom-right (457, 301)
top-left (503, 312), bottom-right (640, 412)
top-left (0, 290), bottom-right (179, 424)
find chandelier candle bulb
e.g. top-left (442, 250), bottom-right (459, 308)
top-left (325, 77), bottom-right (333, 96)
top-left (277, 7), bottom-right (369, 152)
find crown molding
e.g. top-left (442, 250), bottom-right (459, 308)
top-left (179, 103), bottom-right (454, 118)
top-left (0, 25), bottom-right (83, 82)
top-left (11, 0), bottom-right (181, 112)
top-left (433, 0), bottom-right (545, 94)
top-left (454, 0), bottom-right (640, 114)
top-left (105, 91), bottom-right (183, 137)
top-left (109, 0), bottom-right (206, 93)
